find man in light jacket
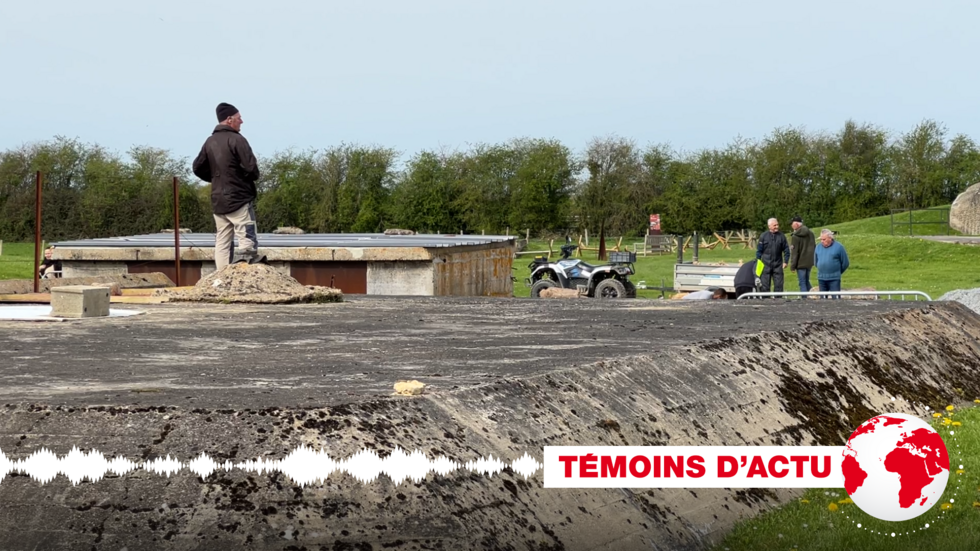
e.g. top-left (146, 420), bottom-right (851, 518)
top-left (814, 229), bottom-right (849, 299)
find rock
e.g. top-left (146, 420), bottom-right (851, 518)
top-left (950, 183), bottom-right (980, 235)
top-left (384, 229), bottom-right (415, 236)
top-left (539, 288), bottom-right (581, 299)
top-left (160, 228), bottom-right (192, 233)
top-left (273, 227), bottom-right (305, 234)
top-left (394, 380), bottom-right (425, 396)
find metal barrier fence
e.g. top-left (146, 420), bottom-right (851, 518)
top-left (736, 291), bottom-right (933, 301)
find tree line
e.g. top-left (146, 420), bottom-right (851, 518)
top-left (1, 119), bottom-right (978, 243)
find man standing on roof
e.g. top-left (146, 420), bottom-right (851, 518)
top-left (755, 218), bottom-right (790, 294)
top-left (192, 102), bottom-right (262, 271)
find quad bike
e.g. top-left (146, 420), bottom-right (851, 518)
top-left (525, 238), bottom-right (637, 299)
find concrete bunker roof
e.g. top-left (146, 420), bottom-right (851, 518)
top-left (51, 232), bottom-right (516, 249)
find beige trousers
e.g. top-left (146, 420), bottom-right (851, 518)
top-left (214, 202), bottom-right (258, 271)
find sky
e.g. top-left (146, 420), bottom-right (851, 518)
top-left (2, 0), bottom-right (978, 164)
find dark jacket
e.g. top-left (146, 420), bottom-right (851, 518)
top-left (734, 260), bottom-right (758, 289)
top-left (192, 125), bottom-right (260, 215)
top-left (755, 230), bottom-right (790, 270)
top-left (789, 225), bottom-right (816, 270)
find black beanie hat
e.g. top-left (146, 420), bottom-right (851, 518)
top-left (216, 102), bottom-right (239, 122)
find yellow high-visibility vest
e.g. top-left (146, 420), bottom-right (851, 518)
top-left (755, 259), bottom-right (764, 277)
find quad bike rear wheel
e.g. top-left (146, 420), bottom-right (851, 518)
top-left (530, 279), bottom-right (557, 298)
top-left (594, 278), bottom-right (627, 299)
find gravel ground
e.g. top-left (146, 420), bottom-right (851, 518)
top-left (939, 287), bottom-right (980, 315)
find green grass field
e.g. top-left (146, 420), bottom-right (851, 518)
top-left (712, 405), bottom-right (980, 551)
top-left (0, 242), bottom-right (36, 280)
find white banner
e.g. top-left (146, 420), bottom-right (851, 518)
top-left (543, 446), bottom-right (846, 488)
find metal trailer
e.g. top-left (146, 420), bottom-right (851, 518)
top-left (673, 263), bottom-right (741, 293)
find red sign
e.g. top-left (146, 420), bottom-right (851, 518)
top-left (649, 214), bottom-right (661, 233)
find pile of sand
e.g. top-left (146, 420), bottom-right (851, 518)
top-left (156, 263), bottom-right (343, 304)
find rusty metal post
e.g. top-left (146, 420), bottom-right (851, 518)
top-left (33, 171), bottom-right (42, 293)
top-left (173, 176), bottom-right (181, 287)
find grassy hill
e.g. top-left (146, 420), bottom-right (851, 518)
top-left (828, 206), bottom-right (959, 236)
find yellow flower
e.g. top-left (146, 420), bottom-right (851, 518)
top-left (800, 499), bottom-right (810, 504)
top-left (943, 418), bottom-right (953, 426)
top-left (974, 399), bottom-right (980, 404)
top-left (953, 422), bottom-right (962, 427)
top-left (947, 405), bottom-right (956, 412)
top-left (933, 413), bottom-right (943, 418)
top-left (828, 503), bottom-right (839, 512)
top-left (941, 503), bottom-right (953, 510)
top-left (838, 498), bottom-right (854, 504)
top-left (958, 470), bottom-right (966, 475)
top-left (973, 501), bottom-right (980, 508)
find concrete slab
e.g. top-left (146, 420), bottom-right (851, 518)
top-left (0, 297), bottom-right (926, 408)
top-left (1, 297), bottom-right (979, 550)
top-left (919, 235), bottom-right (980, 245)
top-left (0, 305), bottom-right (143, 322)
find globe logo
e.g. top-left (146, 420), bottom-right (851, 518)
top-left (842, 413), bottom-right (950, 522)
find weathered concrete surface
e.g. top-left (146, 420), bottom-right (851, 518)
top-left (1, 298), bottom-right (980, 550)
top-left (920, 235), bottom-right (980, 245)
top-left (0, 272), bottom-right (174, 295)
top-left (52, 243), bottom-right (513, 263)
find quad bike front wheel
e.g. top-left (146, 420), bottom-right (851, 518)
top-left (530, 279), bottom-right (558, 298)
top-left (594, 278), bottom-right (627, 299)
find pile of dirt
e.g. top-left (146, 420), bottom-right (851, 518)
top-left (939, 287), bottom-right (980, 315)
top-left (156, 263), bottom-right (343, 304)
top-left (539, 288), bottom-right (582, 299)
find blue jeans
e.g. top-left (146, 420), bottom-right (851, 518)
top-left (796, 268), bottom-right (812, 293)
top-left (818, 279), bottom-right (841, 299)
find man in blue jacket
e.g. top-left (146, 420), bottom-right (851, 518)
top-left (814, 229), bottom-right (849, 299)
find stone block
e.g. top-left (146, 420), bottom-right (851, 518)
top-left (50, 286), bottom-right (111, 318)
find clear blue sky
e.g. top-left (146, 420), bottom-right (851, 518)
top-left (2, 0), bottom-right (977, 164)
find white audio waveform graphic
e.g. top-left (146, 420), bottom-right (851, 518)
top-left (0, 446), bottom-right (541, 487)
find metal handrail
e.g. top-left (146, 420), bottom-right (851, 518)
top-left (737, 291), bottom-right (933, 301)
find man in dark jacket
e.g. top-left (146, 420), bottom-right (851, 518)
top-left (192, 102), bottom-right (262, 270)
top-left (788, 216), bottom-right (816, 293)
top-left (733, 260), bottom-right (762, 298)
top-left (755, 218), bottom-right (790, 294)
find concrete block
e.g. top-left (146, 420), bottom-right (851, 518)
top-left (50, 286), bottom-right (111, 318)
top-left (366, 262), bottom-right (434, 295)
